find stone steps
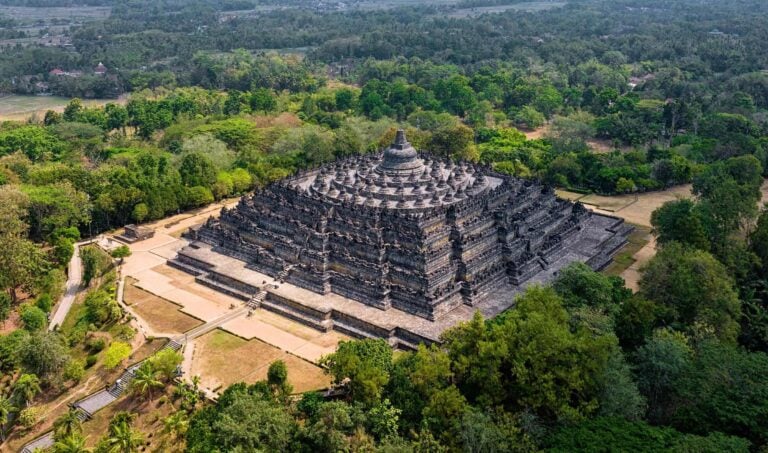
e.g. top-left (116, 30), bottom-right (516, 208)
top-left (258, 298), bottom-right (332, 332)
top-left (195, 275), bottom-right (251, 301)
top-left (332, 319), bottom-right (382, 341)
top-left (167, 258), bottom-right (207, 277)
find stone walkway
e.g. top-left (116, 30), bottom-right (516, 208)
top-left (48, 240), bottom-right (96, 330)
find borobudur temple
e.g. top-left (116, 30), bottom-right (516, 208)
top-left (170, 130), bottom-right (631, 347)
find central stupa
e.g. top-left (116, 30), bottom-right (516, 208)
top-left (171, 131), bottom-right (630, 345)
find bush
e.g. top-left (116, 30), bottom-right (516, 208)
top-left (85, 354), bottom-right (98, 368)
top-left (87, 336), bottom-right (108, 352)
top-left (20, 305), bottom-right (47, 331)
top-left (103, 341), bottom-right (131, 370)
top-left (17, 407), bottom-right (42, 429)
top-left (63, 359), bottom-right (85, 382)
top-left (35, 294), bottom-right (53, 313)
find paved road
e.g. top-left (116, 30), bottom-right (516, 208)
top-left (48, 242), bottom-right (86, 330)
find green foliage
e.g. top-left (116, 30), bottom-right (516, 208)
top-left (640, 243), bottom-right (742, 343)
top-left (17, 331), bottom-right (70, 379)
top-left (547, 417), bottom-right (749, 453)
top-left (20, 305), bottom-right (47, 331)
top-left (651, 199), bottom-right (710, 251)
top-left (149, 347), bottom-right (183, 382)
top-left (187, 386), bottom-right (296, 452)
top-left (321, 338), bottom-right (393, 406)
top-left (103, 341), bottom-right (131, 370)
top-left (444, 287), bottom-right (616, 422)
top-left (84, 289), bottom-right (121, 326)
top-left (110, 245), bottom-right (131, 261)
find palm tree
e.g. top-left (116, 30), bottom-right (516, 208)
top-left (130, 362), bottom-right (163, 401)
top-left (12, 373), bottom-right (41, 407)
top-left (103, 420), bottom-right (143, 453)
top-left (161, 410), bottom-right (188, 442)
top-left (0, 395), bottom-right (17, 441)
top-left (54, 407), bottom-right (83, 439)
top-left (52, 432), bottom-right (90, 453)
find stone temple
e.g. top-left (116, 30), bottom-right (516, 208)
top-left (170, 130), bottom-right (631, 348)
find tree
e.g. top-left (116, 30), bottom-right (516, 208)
top-left (639, 243), bottom-right (742, 343)
top-left (651, 200), bottom-right (710, 251)
top-left (514, 106), bottom-right (546, 129)
top-left (99, 417), bottom-right (144, 453)
top-left (0, 293), bottom-right (10, 327)
top-left (149, 348), bottom-right (183, 382)
top-left (553, 262), bottom-right (629, 318)
top-left (250, 88), bottom-right (277, 113)
top-left (0, 395), bottom-right (17, 440)
top-left (110, 246), bottom-right (131, 264)
top-left (547, 417), bottom-right (749, 453)
top-left (12, 373), bottom-right (41, 407)
top-left (161, 410), bottom-right (189, 443)
top-left (23, 183), bottom-right (92, 240)
top-left (17, 331), bottom-right (70, 379)
top-left (267, 360), bottom-right (292, 397)
top-left (131, 361), bottom-right (163, 401)
top-left (53, 432), bottom-right (90, 453)
top-left (429, 124), bottom-right (479, 161)
top-left (321, 339), bottom-right (393, 406)
top-left (84, 290), bottom-right (121, 326)
top-left (187, 389), bottom-right (296, 452)
top-left (54, 408), bottom-right (84, 439)
top-left (634, 329), bottom-right (693, 424)
top-left (103, 342), bottom-right (132, 370)
top-left (304, 401), bottom-right (357, 452)
top-left (672, 341), bottom-right (768, 445)
top-left (443, 286), bottom-right (615, 422)
top-left (179, 152), bottom-right (217, 188)
top-left (0, 232), bottom-right (48, 302)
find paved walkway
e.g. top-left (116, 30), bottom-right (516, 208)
top-left (49, 240), bottom-right (94, 330)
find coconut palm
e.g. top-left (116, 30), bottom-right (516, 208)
top-left (54, 407), bottom-right (83, 439)
top-left (103, 420), bottom-right (143, 453)
top-left (52, 432), bottom-right (90, 453)
top-left (12, 373), bottom-right (41, 407)
top-left (130, 362), bottom-right (163, 401)
top-left (0, 395), bottom-right (17, 441)
top-left (162, 410), bottom-right (188, 441)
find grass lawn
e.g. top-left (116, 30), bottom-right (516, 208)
top-left (192, 330), bottom-right (331, 394)
top-left (603, 225), bottom-right (653, 277)
top-left (0, 95), bottom-right (123, 121)
top-left (124, 283), bottom-right (203, 335)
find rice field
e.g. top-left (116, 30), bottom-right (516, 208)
top-left (0, 95), bottom-right (125, 121)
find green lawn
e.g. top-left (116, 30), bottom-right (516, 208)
top-left (0, 95), bottom-right (120, 120)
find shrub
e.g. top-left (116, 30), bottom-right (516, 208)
top-left (103, 341), bottom-right (131, 370)
top-left (85, 355), bottom-right (98, 368)
top-left (35, 294), bottom-right (53, 313)
top-left (18, 407), bottom-right (42, 429)
top-left (20, 305), bottom-right (47, 331)
top-left (87, 337), bottom-right (108, 352)
top-left (63, 359), bottom-right (85, 382)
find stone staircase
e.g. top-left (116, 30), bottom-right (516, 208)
top-left (20, 337), bottom-right (189, 453)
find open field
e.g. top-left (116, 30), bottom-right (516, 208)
top-left (190, 330), bottom-right (331, 394)
top-left (2, 6), bottom-right (110, 24)
top-left (123, 281), bottom-right (203, 336)
top-left (0, 95), bottom-right (126, 121)
top-left (447, 1), bottom-right (567, 17)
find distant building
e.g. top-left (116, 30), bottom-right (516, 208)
top-left (49, 68), bottom-right (66, 76)
top-left (95, 62), bottom-right (107, 75)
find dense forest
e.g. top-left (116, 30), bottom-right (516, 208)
top-left (0, 0), bottom-right (768, 451)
